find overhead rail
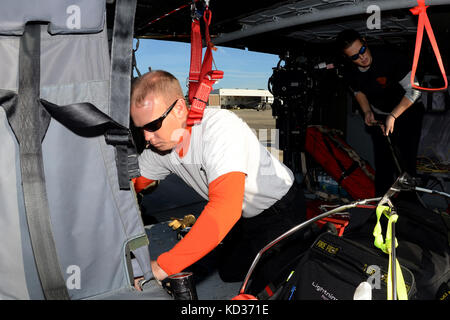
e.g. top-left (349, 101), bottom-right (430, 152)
top-left (212, 0), bottom-right (450, 45)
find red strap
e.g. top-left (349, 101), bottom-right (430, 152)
top-left (231, 294), bottom-right (258, 300)
top-left (188, 19), bottom-right (202, 103)
top-left (187, 8), bottom-right (223, 126)
top-left (198, 9), bottom-right (214, 82)
top-left (264, 285), bottom-right (274, 297)
top-left (410, 0), bottom-right (448, 91)
top-left (187, 70), bottom-right (224, 126)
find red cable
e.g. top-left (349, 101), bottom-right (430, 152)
top-left (136, 0), bottom-right (201, 32)
top-left (355, 205), bottom-right (377, 209)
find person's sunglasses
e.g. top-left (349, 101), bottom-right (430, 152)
top-left (139, 99), bottom-right (179, 132)
top-left (349, 45), bottom-right (367, 61)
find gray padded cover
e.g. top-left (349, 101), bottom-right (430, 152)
top-left (0, 22), bottom-right (165, 299)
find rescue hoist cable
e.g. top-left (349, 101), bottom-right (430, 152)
top-left (135, 0), bottom-right (201, 33)
top-left (410, 0), bottom-right (448, 91)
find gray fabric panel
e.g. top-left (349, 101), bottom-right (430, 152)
top-left (39, 85), bottom-right (139, 298)
top-left (0, 23), bottom-right (152, 299)
top-left (38, 25), bottom-right (151, 298)
top-left (0, 36), bottom-right (19, 91)
top-left (131, 258), bottom-right (144, 278)
top-left (40, 27), bottom-right (111, 89)
top-left (95, 99), bottom-right (153, 281)
top-left (0, 26), bottom-right (111, 91)
top-left (0, 108), bottom-right (44, 300)
top-left (0, 0), bottom-right (105, 35)
top-left (42, 120), bottom-right (130, 299)
top-left (131, 245), bottom-right (153, 280)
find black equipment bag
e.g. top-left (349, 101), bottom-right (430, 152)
top-left (246, 200), bottom-right (450, 300)
top-left (277, 232), bottom-right (417, 300)
top-left (244, 223), bottom-right (325, 299)
top-left (344, 200), bottom-right (450, 300)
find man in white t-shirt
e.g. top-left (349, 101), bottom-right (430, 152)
top-left (130, 70), bottom-right (306, 282)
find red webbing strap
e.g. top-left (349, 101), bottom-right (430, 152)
top-left (187, 78), bottom-right (216, 126)
top-left (187, 8), bottom-right (224, 126)
top-left (199, 9), bottom-right (214, 82)
top-left (188, 18), bottom-right (202, 103)
top-left (231, 294), bottom-right (258, 300)
top-left (410, 0), bottom-right (448, 91)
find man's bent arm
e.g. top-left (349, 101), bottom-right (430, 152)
top-left (355, 91), bottom-right (376, 126)
top-left (156, 171), bottom-right (246, 276)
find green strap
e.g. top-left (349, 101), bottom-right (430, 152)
top-left (373, 205), bottom-right (408, 300)
top-left (373, 206), bottom-right (397, 254)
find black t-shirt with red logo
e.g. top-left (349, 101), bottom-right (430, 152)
top-left (345, 47), bottom-right (411, 113)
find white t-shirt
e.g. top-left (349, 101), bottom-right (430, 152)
top-left (139, 108), bottom-right (294, 218)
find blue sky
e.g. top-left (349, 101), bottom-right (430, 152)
top-left (134, 39), bottom-right (279, 94)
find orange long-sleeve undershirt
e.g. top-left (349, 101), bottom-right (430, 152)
top-left (157, 171), bottom-right (246, 276)
top-left (132, 176), bottom-right (155, 193)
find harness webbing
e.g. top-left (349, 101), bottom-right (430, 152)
top-left (410, 0), bottom-right (448, 91)
top-left (107, 0), bottom-right (140, 189)
top-left (0, 24), bottom-right (70, 300)
top-left (187, 6), bottom-right (223, 126)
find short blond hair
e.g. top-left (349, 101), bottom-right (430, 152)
top-left (131, 70), bottom-right (185, 107)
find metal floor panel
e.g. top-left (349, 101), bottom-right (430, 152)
top-left (145, 223), bottom-right (242, 300)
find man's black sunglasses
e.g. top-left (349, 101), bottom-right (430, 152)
top-left (350, 45), bottom-right (367, 61)
top-left (139, 99), bottom-right (179, 132)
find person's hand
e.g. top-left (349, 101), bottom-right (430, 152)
top-left (133, 277), bottom-right (144, 291)
top-left (364, 110), bottom-right (376, 126)
top-left (384, 113), bottom-right (396, 136)
top-left (151, 260), bottom-right (168, 281)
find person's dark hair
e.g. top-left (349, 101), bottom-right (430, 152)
top-left (335, 29), bottom-right (364, 52)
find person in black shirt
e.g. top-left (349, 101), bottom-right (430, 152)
top-left (336, 29), bottom-right (424, 196)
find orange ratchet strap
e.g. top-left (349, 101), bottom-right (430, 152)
top-left (187, 4), bottom-right (223, 126)
top-left (410, 0), bottom-right (448, 91)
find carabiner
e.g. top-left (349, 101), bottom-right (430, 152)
top-left (191, 0), bottom-right (205, 20)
